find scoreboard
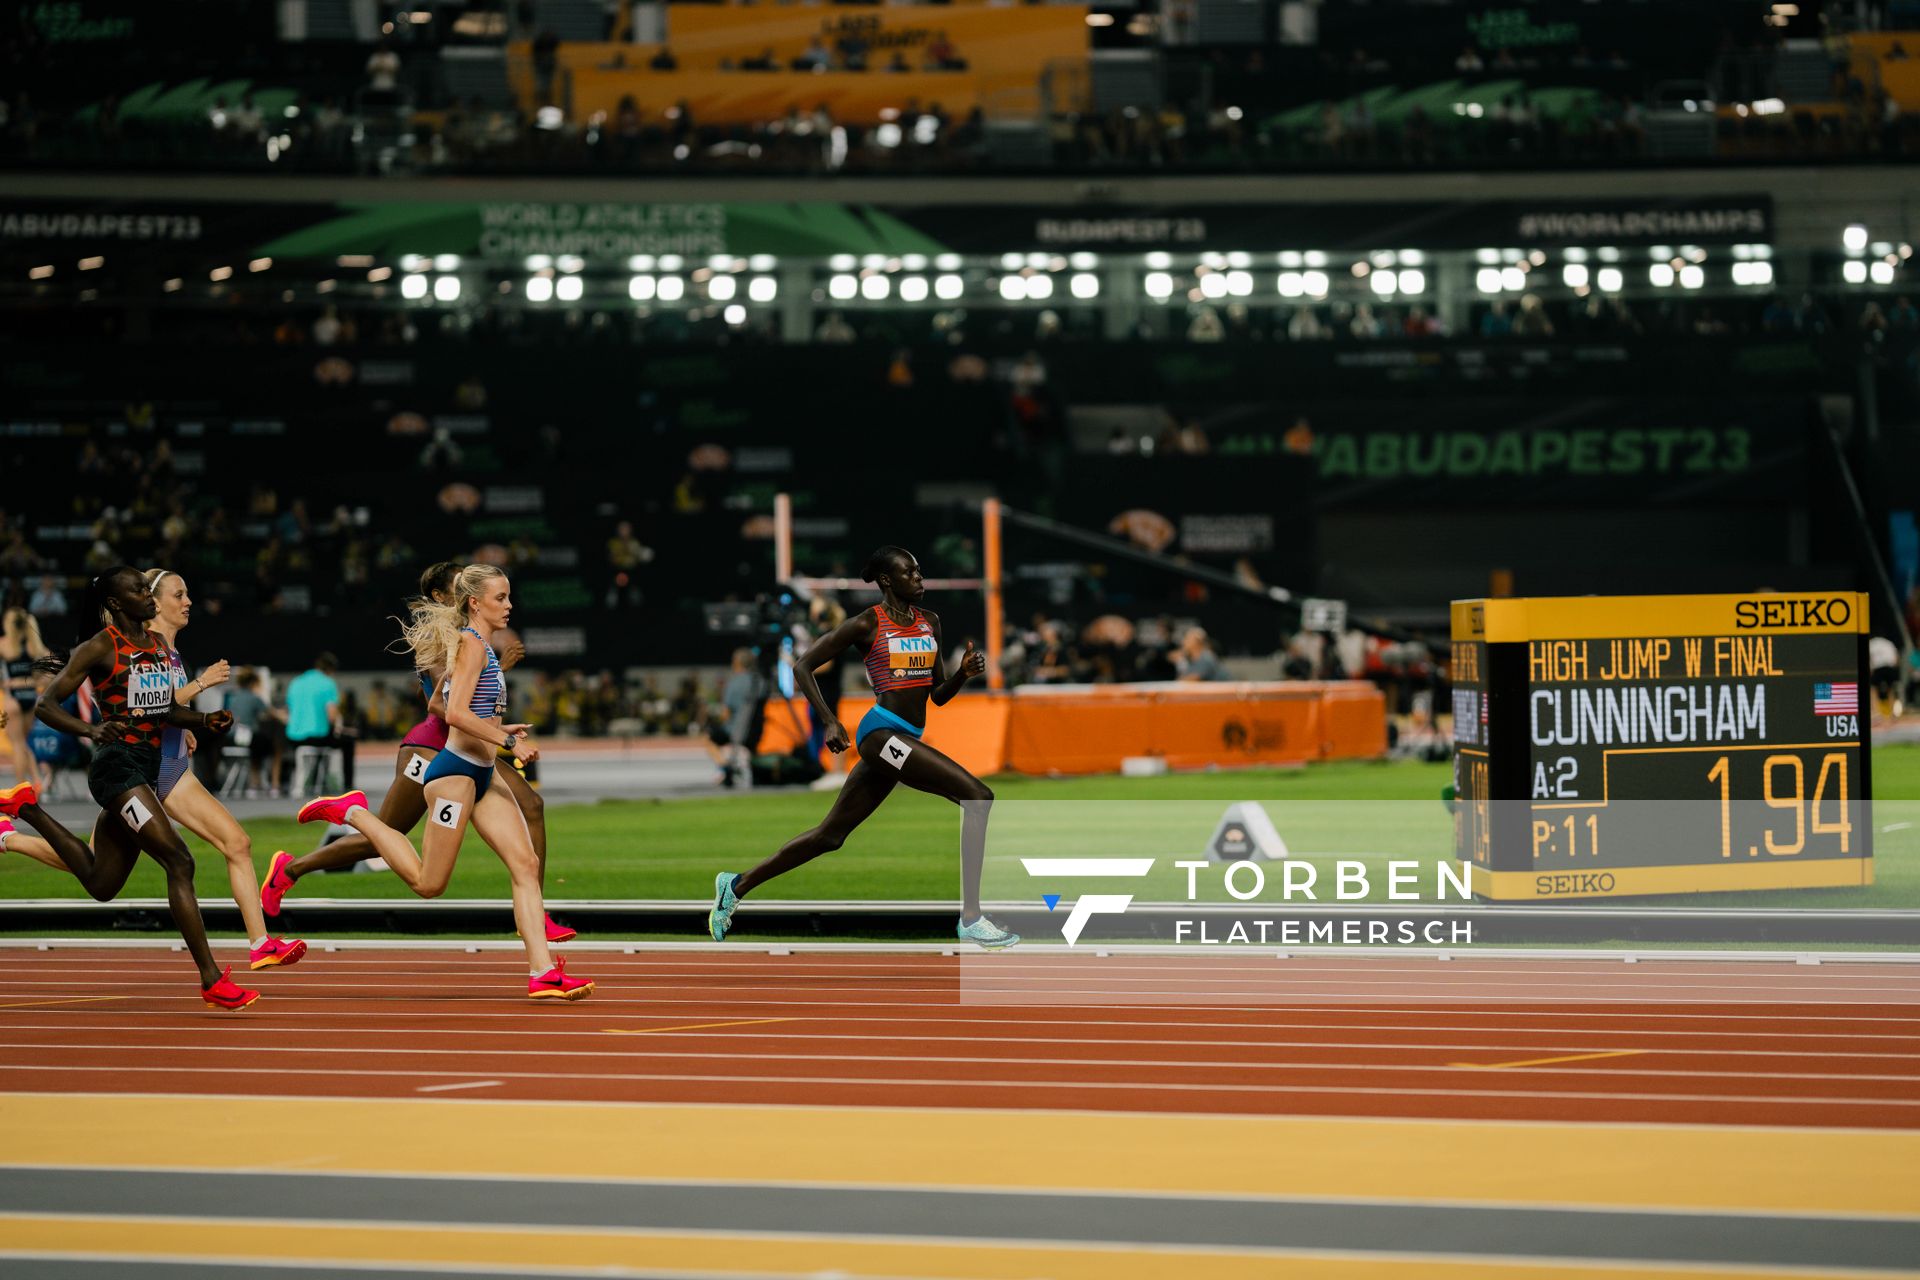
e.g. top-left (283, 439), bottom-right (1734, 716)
top-left (1451, 593), bottom-right (1872, 901)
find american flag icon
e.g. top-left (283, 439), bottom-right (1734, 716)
top-left (1813, 682), bottom-right (1859, 715)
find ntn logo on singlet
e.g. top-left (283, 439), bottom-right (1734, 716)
top-left (888, 634), bottom-right (936, 675)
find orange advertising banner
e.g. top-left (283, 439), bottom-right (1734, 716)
top-left (757, 683), bottom-right (1387, 779)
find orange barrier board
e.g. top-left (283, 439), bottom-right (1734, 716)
top-left (758, 682), bottom-right (1387, 777)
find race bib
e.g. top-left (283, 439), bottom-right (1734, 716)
top-left (403, 753), bottom-right (429, 783)
top-left (431, 798), bottom-right (465, 829)
top-left (887, 634), bottom-right (937, 680)
top-left (120, 796), bottom-right (153, 830)
top-left (879, 735), bottom-right (915, 770)
top-left (126, 663), bottom-right (173, 717)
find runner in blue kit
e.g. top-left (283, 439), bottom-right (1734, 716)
top-left (707, 545), bottom-right (1017, 949)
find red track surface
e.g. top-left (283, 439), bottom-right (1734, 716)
top-left (2, 949), bottom-right (1917, 1128)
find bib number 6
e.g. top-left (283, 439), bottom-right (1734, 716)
top-left (431, 798), bottom-right (464, 830)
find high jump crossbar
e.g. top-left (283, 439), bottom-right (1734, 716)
top-left (774, 493), bottom-right (1007, 689)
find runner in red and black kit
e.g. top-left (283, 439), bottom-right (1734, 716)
top-left (706, 545), bottom-right (1017, 949)
top-left (260, 561), bottom-right (573, 942)
top-left (0, 566), bottom-right (257, 1008)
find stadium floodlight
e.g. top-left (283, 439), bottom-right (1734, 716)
top-left (1369, 251), bottom-right (1395, 269)
top-left (434, 254), bottom-right (461, 272)
top-left (1069, 252), bottom-right (1098, 270)
top-left (900, 277), bottom-right (930, 302)
top-left (1001, 253), bottom-right (1025, 270)
top-left (1399, 269), bottom-right (1426, 295)
top-left (1596, 267), bottom-right (1624, 292)
top-left (1562, 264), bottom-right (1589, 288)
top-left (657, 276), bottom-right (686, 301)
top-left (1278, 251), bottom-right (1304, 268)
top-left (862, 254), bottom-right (888, 270)
top-left (1227, 251), bottom-right (1254, 269)
top-left (1304, 251), bottom-right (1329, 268)
top-left (1199, 271), bottom-right (1228, 299)
top-left (1145, 251), bottom-right (1173, 270)
top-left (555, 275), bottom-right (582, 301)
top-left (828, 274), bottom-right (858, 300)
top-left (1650, 263), bottom-right (1676, 287)
top-left (434, 275), bottom-right (461, 301)
top-left (1226, 271), bottom-right (1254, 297)
top-left (748, 276), bottom-right (777, 303)
top-left (1026, 252), bottom-right (1052, 269)
top-left (998, 276), bottom-right (1027, 301)
top-left (526, 255), bottom-right (553, 271)
top-left (1277, 272), bottom-right (1304, 297)
top-left (709, 255), bottom-right (733, 271)
top-left (724, 304), bottom-right (747, 325)
top-left (401, 274), bottom-right (429, 299)
top-left (526, 276), bottom-right (554, 301)
top-left (1476, 267), bottom-right (1503, 293)
top-left (1844, 224), bottom-right (1869, 255)
top-left (1501, 266), bottom-right (1526, 291)
top-left (748, 255), bottom-right (776, 272)
top-left (1370, 270), bottom-right (1396, 296)
top-left (861, 274), bottom-right (890, 300)
top-left (1871, 260), bottom-right (1897, 285)
top-left (627, 255), bottom-right (654, 272)
top-left (629, 276), bottom-right (656, 301)
top-left (1026, 273), bottom-right (1055, 300)
top-left (1842, 259), bottom-right (1868, 284)
top-left (1475, 248), bottom-right (1501, 265)
top-left (1400, 249), bottom-right (1425, 266)
top-left (902, 254), bottom-right (928, 271)
top-left (934, 274), bottom-right (965, 300)
top-left (1070, 273), bottom-right (1099, 299)
top-left (399, 255), bottom-right (426, 272)
top-left (828, 255), bottom-right (856, 272)
top-left (1679, 264), bottom-right (1704, 289)
top-left (1143, 272), bottom-right (1174, 299)
top-left (556, 255), bottom-right (584, 273)
top-left (1563, 247), bottom-right (1589, 263)
top-left (1302, 270), bottom-right (1330, 297)
top-left (364, 266), bottom-right (389, 283)
top-left (708, 275), bottom-right (737, 301)
top-left (935, 254), bottom-right (963, 271)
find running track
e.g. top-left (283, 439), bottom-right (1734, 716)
top-left (3, 946), bottom-right (1919, 1279)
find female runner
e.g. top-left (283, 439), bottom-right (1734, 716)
top-left (2, 571), bottom-right (307, 969)
top-left (1, 606), bottom-right (50, 790)
top-left (0, 567), bottom-right (257, 1008)
top-left (295, 563), bottom-right (591, 999)
top-left (261, 562), bottom-right (573, 943)
top-left (708, 546), bottom-right (1017, 948)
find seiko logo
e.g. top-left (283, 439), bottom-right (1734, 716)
top-left (1535, 872), bottom-right (1617, 896)
top-left (1733, 598), bottom-right (1851, 629)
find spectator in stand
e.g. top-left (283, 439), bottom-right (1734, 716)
top-left (1761, 294), bottom-right (1797, 334)
top-left (1456, 46), bottom-right (1485, 74)
top-left (532, 29), bottom-right (560, 105)
top-left (887, 51), bottom-right (911, 74)
top-left (1349, 303), bottom-right (1383, 339)
top-left (28, 574), bottom-right (66, 616)
top-left (284, 652), bottom-right (353, 791)
top-left (1795, 293), bottom-right (1833, 335)
top-left (814, 311), bottom-right (856, 342)
top-left (926, 31), bottom-right (962, 71)
top-left (606, 520), bottom-right (653, 608)
top-left (365, 41), bottom-right (402, 104)
top-left (1287, 306), bottom-right (1329, 341)
top-left (1889, 296), bottom-right (1920, 329)
top-left (706, 648), bottom-right (765, 788)
top-left (1187, 306), bottom-right (1225, 342)
top-left (1861, 300), bottom-right (1890, 337)
top-left (796, 37), bottom-right (830, 72)
top-left (0, 531), bottom-right (39, 576)
top-left (1514, 293), bottom-right (1555, 337)
top-left (650, 46), bottom-right (678, 72)
top-left (1174, 627), bottom-right (1225, 682)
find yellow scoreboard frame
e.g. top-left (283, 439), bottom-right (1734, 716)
top-left (1450, 593), bottom-right (1873, 901)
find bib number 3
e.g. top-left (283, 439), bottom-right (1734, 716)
top-left (403, 754), bottom-right (429, 783)
top-left (431, 798), bottom-right (465, 830)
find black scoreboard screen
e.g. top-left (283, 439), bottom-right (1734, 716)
top-left (1451, 593), bottom-right (1872, 900)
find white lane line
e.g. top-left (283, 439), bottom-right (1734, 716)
top-left (6, 1001), bottom-right (1920, 1026)
top-left (414, 1079), bottom-right (502, 1094)
top-left (0, 1062), bottom-right (1914, 1108)
top-left (3, 1040), bottom-right (1916, 1085)
top-left (5, 1025), bottom-right (1917, 1059)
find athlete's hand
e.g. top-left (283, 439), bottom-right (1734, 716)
top-left (89, 719), bottom-right (131, 745)
top-left (184, 730), bottom-right (198, 754)
top-left (824, 721), bottom-right (851, 754)
top-left (511, 735), bottom-right (539, 766)
top-left (497, 638), bottom-right (527, 670)
top-left (504, 723), bottom-right (534, 737)
top-left (197, 659), bottom-right (232, 690)
top-left (959, 641), bottom-right (987, 679)
top-left (203, 710), bottom-right (234, 735)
